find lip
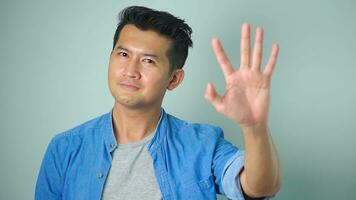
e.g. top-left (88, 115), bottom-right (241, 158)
top-left (118, 82), bottom-right (140, 90)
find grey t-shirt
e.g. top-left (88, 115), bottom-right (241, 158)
top-left (101, 132), bottom-right (162, 200)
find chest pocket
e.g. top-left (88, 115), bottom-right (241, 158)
top-left (181, 175), bottom-right (217, 199)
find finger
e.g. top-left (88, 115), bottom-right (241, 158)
top-left (240, 23), bottom-right (251, 68)
top-left (263, 43), bottom-right (279, 77)
top-left (251, 27), bottom-right (264, 72)
top-left (212, 38), bottom-right (234, 79)
top-left (204, 83), bottom-right (223, 111)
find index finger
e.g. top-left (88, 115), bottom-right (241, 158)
top-left (211, 38), bottom-right (234, 79)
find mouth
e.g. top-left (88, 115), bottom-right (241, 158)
top-left (118, 82), bottom-right (140, 90)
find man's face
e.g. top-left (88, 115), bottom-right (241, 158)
top-left (108, 24), bottom-right (173, 109)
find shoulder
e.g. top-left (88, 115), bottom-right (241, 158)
top-left (48, 111), bottom-right (110, 154)
top-left (165, 113), bottom-right (225, 143)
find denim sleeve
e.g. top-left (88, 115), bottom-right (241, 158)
top-left (221, 150), bottom-right (246, 200)
top-left (221, 147), bottom-right (275, 200)
top-left (211, 127), bottom-right (240, 195)
top-left (35, 133), bottom-right (72, 200)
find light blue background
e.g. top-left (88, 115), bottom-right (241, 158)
top-left (1, 0), bottom-right (355, 199)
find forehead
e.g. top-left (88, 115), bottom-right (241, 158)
top-left (116, 24), bottom-right (171, 60)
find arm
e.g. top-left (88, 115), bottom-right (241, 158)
top-left (35, 134), bottom-right (69, 200)
top-left (205, 23), bottom-right (281, 197)
top-left (240, 124), bottom-right (280, 197)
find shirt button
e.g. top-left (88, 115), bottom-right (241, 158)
top-left (97, 172), bottom-right (103, 179)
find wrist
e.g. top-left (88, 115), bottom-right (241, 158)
top-left (240, 122), bottom-right (269, 135)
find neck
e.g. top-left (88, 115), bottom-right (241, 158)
top-left (111, 102), bottom-right (162, 144)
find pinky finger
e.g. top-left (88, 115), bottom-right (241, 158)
top-left (263, 43), bottom-right (279, 77)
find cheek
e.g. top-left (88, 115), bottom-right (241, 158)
top-left (108, 63), bottom-right (123, 80)
top-left (145, 72), bottom-right (170, 91)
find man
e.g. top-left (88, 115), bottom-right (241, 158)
top-left (35, 6), bottom-right (280, 200)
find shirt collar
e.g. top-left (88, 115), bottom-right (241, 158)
top-left (148, 108), bottom-right (166, 153)
top-left (101, 107), bottom-right (117, 153)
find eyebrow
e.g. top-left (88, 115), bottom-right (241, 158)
top-left (116, 45), bottom-right (161, 61)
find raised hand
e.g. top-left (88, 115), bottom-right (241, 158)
top-left (205, 23), bottom-right (279, 128)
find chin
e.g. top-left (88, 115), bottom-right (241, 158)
top-left (114, 95), bottom-right (143, 108)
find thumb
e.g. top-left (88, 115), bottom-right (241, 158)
top-left (204, 83), bottom-right (223, 111)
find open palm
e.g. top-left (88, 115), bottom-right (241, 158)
top-left (205, 23), bottom-right (279, 127)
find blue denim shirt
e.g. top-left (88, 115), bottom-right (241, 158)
top-left (35, 108), bottom-right (265, 200)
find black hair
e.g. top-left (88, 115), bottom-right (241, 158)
top-left (112, 6), bottom-right (193, 72)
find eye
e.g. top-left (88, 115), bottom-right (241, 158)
top-left (118, 51), bottom-right (128, 57)
top-left (143, 58), bottom-right (155, 64)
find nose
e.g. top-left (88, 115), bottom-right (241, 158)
top-left (122, 58), bottom-right (141, 79)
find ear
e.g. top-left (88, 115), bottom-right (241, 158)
top-left (167, 69), bottom-right (184, 91)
